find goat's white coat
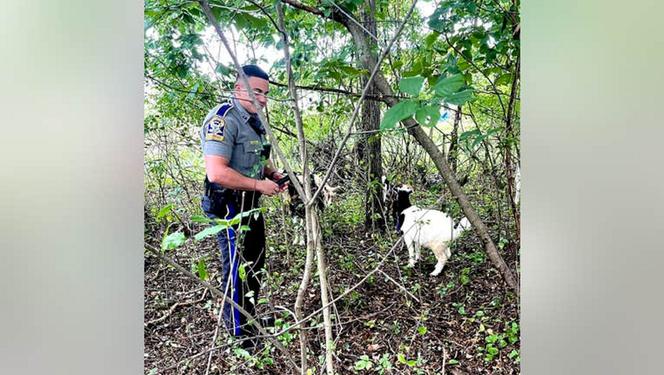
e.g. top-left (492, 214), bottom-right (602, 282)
top-left (400, 205), bottom-right (470, 276)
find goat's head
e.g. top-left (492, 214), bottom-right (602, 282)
top-left (286, 177), bottom-right (305, 218)
top-left (285, 173), bottom-right (326, 218)
top-left (454, 217), bottom-right (471, 230)
top-left (393, 184), bottom-right (413, 232)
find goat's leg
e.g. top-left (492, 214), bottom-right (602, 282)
top-left (291, 217), bottom-right (305, 246)
top-left (430, 243), bottom-right (449, 276)
top-left (405, 239), bottom-right (416, 268)
top-left (298, 217), bottom-right (305, 246)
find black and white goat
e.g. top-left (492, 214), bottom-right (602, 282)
top-left (286, 173), bottom-right (338, 218)
top-left (393, 185), bottom-right (471, 276)
top-left (284, 173), bottom-right (339, 245)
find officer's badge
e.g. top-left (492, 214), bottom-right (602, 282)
top-left (205, 115), bottom-right (225, 142)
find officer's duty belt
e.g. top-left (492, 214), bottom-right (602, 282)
top-left (204, 178), bottom-right (261, 209)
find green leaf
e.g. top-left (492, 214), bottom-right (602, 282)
top-left (417, 325), bottom-right (428, 335)
top-left (161, 231), bottom-right (186, 251)
top-left (445, 88), bottom-right (475, 106)
top-left (397, 353), bottom-right (407, 364)
top-left (238, 263), bottom-right (247, 281)
top-left (457, 58), bottom-right (470, 71)
top-left (215, 63), bottom-right (232, 76)
top-left (399, 76), bottom-right (425, 96)
top-left (433, 74), bottom-right (465, 97)
top-left (424, 32), bottom-right (439, 48)
top-left (495, 73), bottom-right (513, 86)
top-left (415, 105), bottom-right (440, 127)
top-left (354, 355), bottom-right (373, 370)
top-left (471, 132), bottom-right (486, 149)
top-left (459, 129), bottom-right (481, 143)
top-left (196, 259), bottom-right (208, 281)
top-left (380, 100), bottom-right (418, 130)
top-left (190, 215), bottom-right (210, 223)
top-left (156, 204), bottom-right (173, 221)
top-left (233, 347), bottom-right (251, 359)
top-left (338, 64), bottom-right (363, 77)
top-left (194, 224), bottom-right (227, 241)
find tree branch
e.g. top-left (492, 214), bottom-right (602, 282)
top-left (275, 2), bottom-right (318, 373)
top-left (281, 0), bottom-right (326, 17)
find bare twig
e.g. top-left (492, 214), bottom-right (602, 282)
top-left (376, 269), bottom-right (420, 303)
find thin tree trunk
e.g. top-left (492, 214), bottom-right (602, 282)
top-left (294, 225), bottom-right (314, 372)
top-left (309, 208), bottom-right (335, 374)
top-left (505, 58), bottom-right (520, 243)
top-left (448, 105), bottom-right (462, 174)
top-left (361, 0), bottom-right (385, 231)
top-left (277, 3), bottom-right (335, 373)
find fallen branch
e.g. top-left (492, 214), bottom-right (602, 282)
top-left (144, 289), bottom-right (208, 328)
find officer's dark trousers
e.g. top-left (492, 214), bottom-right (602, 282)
top-left (202, 191), bottom-right (265, 338)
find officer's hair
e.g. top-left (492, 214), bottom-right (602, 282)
top-left (235, 64), bottom-right (269, 82)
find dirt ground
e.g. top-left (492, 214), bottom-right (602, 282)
top-left (144, 209), bottom-right (520, 374)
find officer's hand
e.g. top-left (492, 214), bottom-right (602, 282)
top-left (257, 180), bottom-right (281, 196)
top-left (270, 171), bottom-right (285, 182)
top-left (270, 172), bottom-right (289, 192)
top-left (277, 180), bottom-right (289, 193)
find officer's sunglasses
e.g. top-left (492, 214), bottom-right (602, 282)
top-left (248, 87), bottom-right (269, 98)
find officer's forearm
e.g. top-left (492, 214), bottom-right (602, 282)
top-left (209, 165), bottom-right (261, 191)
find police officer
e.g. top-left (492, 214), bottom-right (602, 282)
top-left (200, 65), bottom-right (286, 346)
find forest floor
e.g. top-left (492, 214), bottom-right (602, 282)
top-left (144, 201), bottom-right (520, 374)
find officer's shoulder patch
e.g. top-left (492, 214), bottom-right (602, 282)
top-left (204, 103), bottom-right (234, 142)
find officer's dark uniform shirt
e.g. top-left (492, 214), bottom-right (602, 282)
top-left (200, 98), bottom-right (266, 179)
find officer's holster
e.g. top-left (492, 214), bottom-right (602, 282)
top-left (203, 177), bottom-right (262, 219)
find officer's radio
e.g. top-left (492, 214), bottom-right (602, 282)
top-left (260, 143), bottom-right (271, 159)
top-left (276, 175), bottom-right (290, 187)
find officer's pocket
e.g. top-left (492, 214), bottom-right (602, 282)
top-left (238, 143), bottom-right (261, 173)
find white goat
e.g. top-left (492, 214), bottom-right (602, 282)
top-left (396, 185), bottom-right (471, 276)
